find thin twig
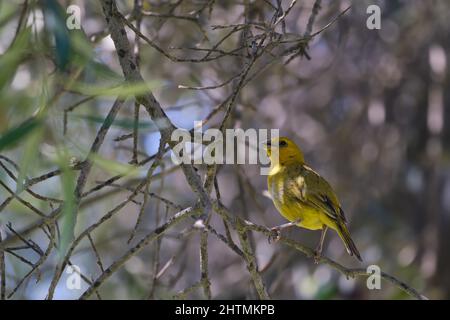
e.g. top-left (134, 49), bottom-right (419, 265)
top-left (8, 223), bottom-right (55, 299)
top-left (213, 203), bottom-right (427, 300)
top-left (0, 230), bottom-right (6, 300)
top-left (79, 206), bottom-right (199, 299)
top-left (128, 138), bottom-right (166, 244)
top-left (47, 98), bottom-right (123, 300)
top-left (87, 233), bottom-right (105, 273)
top-left (236, 218), bottom-right (270, 300)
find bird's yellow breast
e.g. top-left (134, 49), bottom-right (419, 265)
top-left (267, 166), bottom-right (323, 230)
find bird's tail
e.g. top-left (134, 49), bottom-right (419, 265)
top-left (337, 224), bottom-right (362, 262)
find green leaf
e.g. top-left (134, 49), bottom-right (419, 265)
top-left (71, 114), bottom-right (158, 130)
top-left (15, 124), bottom-right (44, 193)
top-left (70, 32), bottom-right (122, 81)
top-left (89, 153), bottom-right (140, 176)
top-left (0, 27), bottom-right (30, 91)
top-left (15, 83), bottom-right (48, 192)
top-left (0, 3), bottom-right (18, 28)
top-left (0, 118), bottom-right (41, 152)
top-left (72, 81), bottom-right (158, 98)
top-left (56, 149), bottom-right (77, 260)
top-left (42, 0), bottom-right (72, 71)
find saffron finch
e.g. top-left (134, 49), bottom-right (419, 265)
top-left (264, 137), bottom-right (362, 262)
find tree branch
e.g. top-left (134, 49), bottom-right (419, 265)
top-left (99, 0), bottom-right (211, 216)
top-left (213, 203), bottom-right (428, 300)
top-left (79, 206), bottom-right (199, 299)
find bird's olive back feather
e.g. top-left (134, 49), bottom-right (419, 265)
top-left (295, 165), bottom-right (347, 224)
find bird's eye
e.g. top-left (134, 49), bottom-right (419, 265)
top-left (279, 140), bottom-right (288, 147)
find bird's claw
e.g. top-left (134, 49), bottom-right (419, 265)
top-left (268, 227), bottom-right (281, 243)
top-left (313, 251), bottom-right (321, 264)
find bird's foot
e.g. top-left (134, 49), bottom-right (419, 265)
top-left (268, 227), bottom-right (281, 244)
top-left (268, 219), bottom-right (301, 244)
top-left (313, 250), bottom-right (322, 264)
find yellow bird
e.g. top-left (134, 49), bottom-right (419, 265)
top-left (264, 137), bottom-right (362, 262)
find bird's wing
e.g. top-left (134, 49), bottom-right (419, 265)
top-left (293, 165), bottom-right (347, 223)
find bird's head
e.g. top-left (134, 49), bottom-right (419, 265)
top-left (263, 137), bottom-right (305, 165)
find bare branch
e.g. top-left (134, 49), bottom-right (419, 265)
top-left (79, 206), bottom-right (199, 299)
